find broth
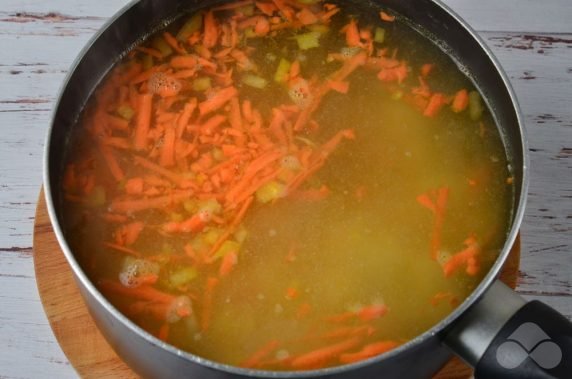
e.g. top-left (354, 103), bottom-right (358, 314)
top-left (61, 0), bottom-right (513, 370)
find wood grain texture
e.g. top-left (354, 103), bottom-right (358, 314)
top-left (32, 190), bottom-right (521, 379)
top-left (0, 0), bottom-right (570, 378)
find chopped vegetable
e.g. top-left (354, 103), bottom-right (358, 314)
top-left (255, 180), bottom-right (286, 203)
top-left (116, 105), bottom-right (135, 120)
top-left (469, 90), bottom-right (484, 120)
top-left (168, 267), bottom-right (198, 288)
top-left (242, 74), bottom-right (268, 89)
top-left (294, 31), bottom-right (321, 50)
top-left (274, 58), bottom-right (291, 83)
top-left (177, 12), bottom-right (204, 42)
top-left (151, 36), bottom-right (173, 57)
top-left (374, 27), bottom-right (386, 43)
top-left (192, 77), bottom-right (212, 92)
top-left (86, 185), bottom-right (106, 207)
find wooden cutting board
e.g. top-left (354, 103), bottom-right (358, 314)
top-left (33, 189), bottom-right (520, 379)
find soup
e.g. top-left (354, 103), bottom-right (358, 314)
top-left (61, 0), bottom-right (513, 371)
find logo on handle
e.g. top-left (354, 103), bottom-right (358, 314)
top-left (496, 322), bottom-right (562, 370)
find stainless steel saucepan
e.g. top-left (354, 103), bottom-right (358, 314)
top-left (44, 0), bottom-right (572, 377)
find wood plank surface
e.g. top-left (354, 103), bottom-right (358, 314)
top-left (0, 0), bottom-right (570, 378)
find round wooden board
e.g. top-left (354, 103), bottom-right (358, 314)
top-left (33, 189), bottom-right (521, 379)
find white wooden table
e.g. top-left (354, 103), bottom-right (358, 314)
top-left (0, 0), bottom-right (570, 377)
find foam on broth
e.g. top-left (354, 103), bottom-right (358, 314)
top-left (61, 0), bottom-right (513, 370)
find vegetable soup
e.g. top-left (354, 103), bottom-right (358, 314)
top-left (61, 0), bottom-right (513, 371)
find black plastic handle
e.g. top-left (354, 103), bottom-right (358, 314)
top-left (474, 300), bottom-right (572, 379)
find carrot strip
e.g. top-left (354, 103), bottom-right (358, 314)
top-left (130, 64), bottom-right (167, 84)
top-left (98, 279), bottom-right (175, 303)
top-left (451, 89), bottom-right (469, 113)
top-left (207, 196), bottom-right (253, 259)
top-left (159, 126), bottom-right (176, 167)
top-left (219, 251), bottom-right (238, 277)
top-left (272, 0), bottom-right (294, 21)
top-left (115, 221), bottom-right (145, 246)
top-left (201, 277), bottom-right (219, 331)
top-left (136, 47), bottom-right (163, 59)
top-left (291, 337), bottom-right (362, 369)
top-left (443, 235), bottom-right (480, 277)
top-left (327, 80), bottom-right (350, 94)
top-left (125, 177), bottom-right (144, 195)
top-left (199, 86), bottom-right (238, 116)
top-left (417, 186), bottom-right (449, 260)
top-left (240, 340), bottom-right (280, 368)
top-left (163, 32), bottom-right (186, 54)
top-left (176, 98), bottom-right (197, 138)
top-left (380, 11), bottom-right (396, 22)
top-left (110, 190), bottom-right (193, 213)
top-left (228, 96), bottom-right (243, 132)
top-left (170, 55), bottom-right (198, 69)
top-left (431, 291), bottom-right (460, 307)
top-left (344, 19), bottom-right (361, 47)
top-left (203, 11), bottom-right (218, 49)
top-left (256, 1), bottom-right (277, 16)
top-left (133, 156), bottom-right (188, 186)
top-left (423, 93), bottom-right (447, 117)
top-left (254, 16), bottom-right (271, 36)
top-left (103, 137), bottom-right (131, 150)
top-left (103, 242), bottom-right (142, 257)
top-left (297, 8), bottom-right (318, 25)
top-left (134, 93), bottom-right (153, 151)
top-left (99, 144), bottom-right (125, 182)
top-left (201, 114), bottom-right (227, 135)
top-left (358, 304), bottom-right (387, 321)
top-left (339, 341), bottom-right (398, 363)
top-left (421, 63), bottom-right (434, 77)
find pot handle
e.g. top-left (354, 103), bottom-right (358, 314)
top-left (444, 280), bottom-right (572, 378)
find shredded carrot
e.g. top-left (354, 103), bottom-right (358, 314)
top-left (297, 8), bottom-right (318, 25)
top-left (451, 89), bottom-right (469, 113)
top-left (163, 32), bottom-right (186, 54)
top-left (291, 337), bottom-right (362, 369)
top-left (98, 279), bottom-right (174, 303)
top-left (240, 340), bottom-right (280, 368)
top-left (420, 63), bottom-right (434, 77)
top-left (170, 55), bottom-right (198, 69)
top-left (110, 190), bottom-right (193, 214)
top-left (61, 2), bottom-right (498, 365)
top-left (339, 341), bottom-right (398, 363)
top-left (423, 93), bottom-right (447, 117)
top-left (134, 93), bottom-right (153, 151)
top-left (103, 242), bottom-right (142, 257)
top-left (199, 86), bottom-right (238, 116)
top-left (219, 251), bottom-right (238, 276)
top-left (417, 187), bottom-right (450, 260)
top-left (203, 11), bottom-right (218, 49)
top-left (344, 19), bottom-right (361, 47)
top-left (443, 235), bottom-right (480, 277)
top-left (98, 144), bottom-right (125, 182)
top-left (201, 276), bottom-right (219, 331)
top-left (327, 80), bottom-right (350, 94)
top-left (380, 11), bottom-right (396, 22)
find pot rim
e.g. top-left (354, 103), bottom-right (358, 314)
top-left (43, 0), bottom-right (529, 376)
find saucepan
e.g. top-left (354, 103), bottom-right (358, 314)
top-left (43, 0), bottom-right (572, 377)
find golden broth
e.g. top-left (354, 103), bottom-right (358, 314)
top-left (62, 0), bottom-right (513, 370)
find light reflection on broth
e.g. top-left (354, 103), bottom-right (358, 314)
top-left (61, 0), bottom-right (512, 370)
